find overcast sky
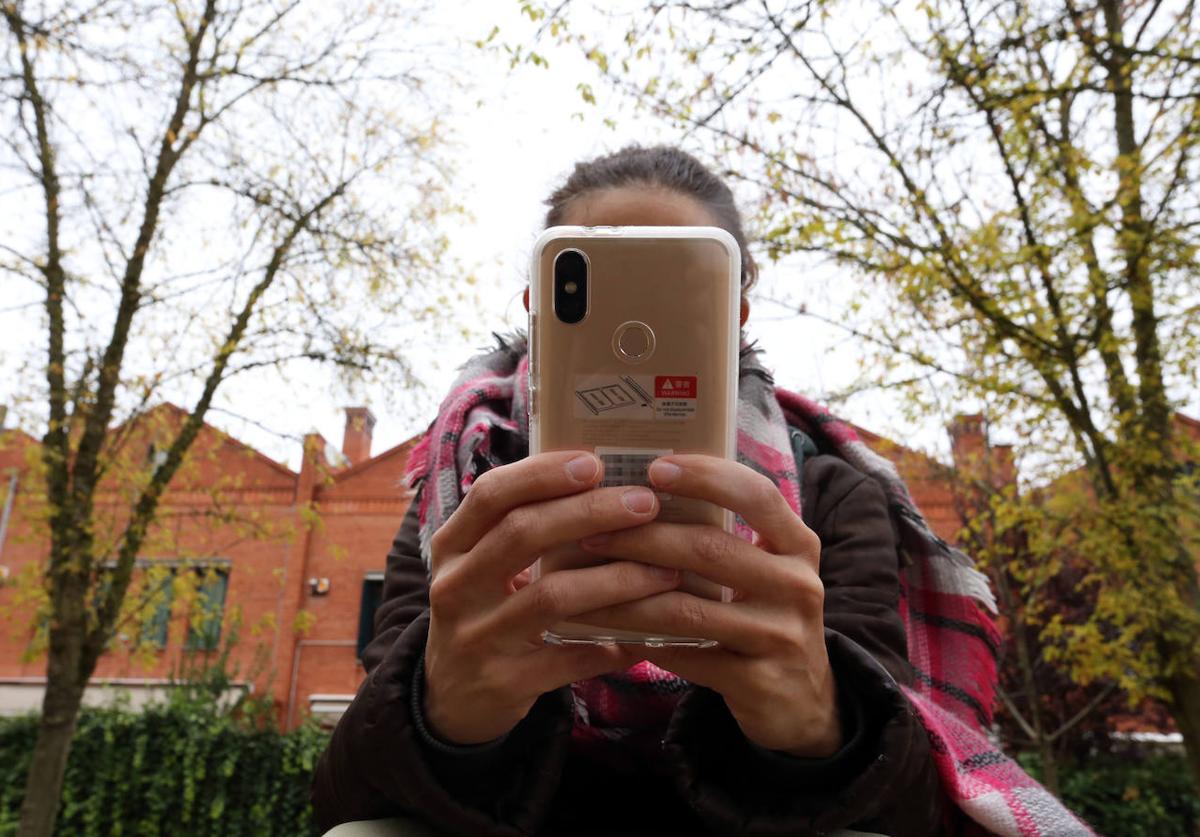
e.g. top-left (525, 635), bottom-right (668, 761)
top-left (163, 0), bottom-right (887, 470)
top-left (251, 0), bottom-right (905, 470)
top-left (0, 0), bottom-right (1086, 469)
top-left (5, 0), bottom-right (1193, 472)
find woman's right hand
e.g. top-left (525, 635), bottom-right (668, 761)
top-left (422, 450), bottom-right (676, 745)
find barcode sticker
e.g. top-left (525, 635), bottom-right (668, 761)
top-left (596, 447), bottom-right (673, 488)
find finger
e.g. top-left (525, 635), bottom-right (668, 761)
top-left (508, 568), bottom-right (533, 593)
top-left (518, 643), bottom-right (644, 696)
top-left (496, 560), bottom-right (682, 639)
top-left (432, 451), bottom-right (604, 557)
top-left (467, 483), bottom-right (660, 582)
top-left (647, 455), bottom-right (819, 562)
top-left (580, 521), bottom-right (794, 599)
top-left (571, 591), bottom-right (789, 655)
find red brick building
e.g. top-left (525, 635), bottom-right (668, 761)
top-left (0, 404), bottom-right (417, 729)
top-left (0, 404), bottom-right (1030, 730)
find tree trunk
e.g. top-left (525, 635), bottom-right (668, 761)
top-left (1037, 733), bottom-right (1060, 799)
top-left (1169, 672), bottom-right (1200, 794)
top-left (17, 675), bottom-right (86, 837)
top-left (1007, 577), bottom-right (1062, 798)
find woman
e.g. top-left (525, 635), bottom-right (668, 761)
top-left (312, 146), bottom-right (1087, 837)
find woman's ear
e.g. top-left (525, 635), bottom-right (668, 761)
top-left (740, 297), bottom-right (750, 327)
top-left (523, 286), bottom-right (530, 312)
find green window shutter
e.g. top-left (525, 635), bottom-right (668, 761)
top-left (186, 567), bottom-right (229, 651)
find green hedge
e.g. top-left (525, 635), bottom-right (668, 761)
top-left (4, 698), bottom-right (1197, 836)
top-left (1020, 752), bottom-right (1200, 836)
top-left (0, 702), bottom-right (328, 837)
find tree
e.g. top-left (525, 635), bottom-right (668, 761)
top-left (943, 425), bottom-right (1132, 797)
top-left (536, 0), bottom-right (1200, 785)
top-left (0, 0), bottom-right (459, 832)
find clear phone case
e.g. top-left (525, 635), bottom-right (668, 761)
top-left (528, 226), bottom-right (740, 647)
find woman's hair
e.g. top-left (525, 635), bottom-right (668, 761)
top-left (544, 145), bottom-right (759, 292)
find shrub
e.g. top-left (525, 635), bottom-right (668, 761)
top-left (0, 701), bottom-right (329, 836)
top-left (1020, 751), bottom-right (1200, 836)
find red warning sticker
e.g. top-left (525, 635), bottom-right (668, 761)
top-left (655, 376), bottom-right (698, 399)
top-left (571, 373), bottom-right (698, 421)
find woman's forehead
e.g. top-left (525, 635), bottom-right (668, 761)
top-left (559, 185), bottom-right (720, 228)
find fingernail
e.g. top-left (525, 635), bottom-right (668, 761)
top-left (651, 566), bottom-right (679, 583)
top-left (648, 460), bottom-right (681, 487)
top-left (581, 532), bottom-right (609, 549)
top-left (566, 454), bottom-right (598, 483)
top-left (621, 487), bottom-right (656, 514)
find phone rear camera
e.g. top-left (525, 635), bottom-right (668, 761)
top-left (553, 249), bottom-right (589, 324)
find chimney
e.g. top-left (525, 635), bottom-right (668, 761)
top-left (992, 444), bottom-right (1016, 489)
top-left (948, 414), bottom-right (1017, 489)
top-left (948, 414), bottom-right (986, 478)
top-left (342, 407), bottom-right (376, 466)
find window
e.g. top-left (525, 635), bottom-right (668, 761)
top-left (357, 572), bottom-right (384, 659)
top-left (146, 443), bottom-right (170, 469)
top-left (138, 567), bottom-right (175, 649)
top-left (89, 558), bottom-right (228, 652)
top-left (0, 469), bottom-right (18, 561)
top-left (92, 567), bottom-right (118, 650)
top-left (186, 566), bottom-right (230, 651)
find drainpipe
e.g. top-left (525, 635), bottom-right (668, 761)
top-left (275, 434), bottom-right (326, 727)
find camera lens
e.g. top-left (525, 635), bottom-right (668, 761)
top-left (553, 249), bottom-right (588, 324)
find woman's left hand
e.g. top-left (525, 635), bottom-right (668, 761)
top-left (575, 454), bottom-right (841, 758)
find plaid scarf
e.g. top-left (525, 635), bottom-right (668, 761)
top-left (403, 332), bottom-right (1091, 837)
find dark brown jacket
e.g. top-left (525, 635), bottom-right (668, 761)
top-left (312, 454), bottom-right (948, 836)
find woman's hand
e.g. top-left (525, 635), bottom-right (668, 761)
top-left (574, 454), bottom-right (841, 758)
top-left (423, 450), bottom-right (675, 745)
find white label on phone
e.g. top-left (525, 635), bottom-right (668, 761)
top-left (595, 447), bottom-right (674, 488)
top-left (573, 374), bottom-right (697, 421)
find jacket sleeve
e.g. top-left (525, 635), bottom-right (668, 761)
top-left (662, 455), bottom-right (946, 837)
top-left (310, 487), bottom-right (575, 836)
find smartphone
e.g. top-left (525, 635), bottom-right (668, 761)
top-left (528, 225), bottom-right (740, 647)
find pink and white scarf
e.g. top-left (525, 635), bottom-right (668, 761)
top-left (404, 332), bottom-right (1092, 836)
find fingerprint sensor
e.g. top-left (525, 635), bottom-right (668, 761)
top-left (613, 321), bottom-right (655, 363)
